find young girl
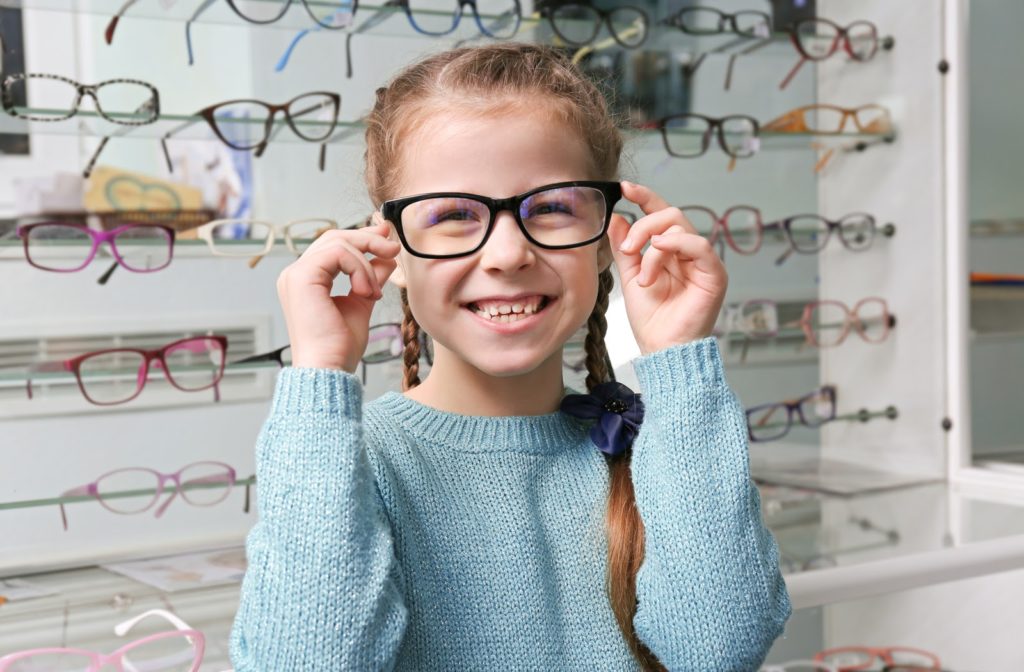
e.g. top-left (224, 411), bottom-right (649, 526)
top-left (230, 43), bottom-right (791, 671)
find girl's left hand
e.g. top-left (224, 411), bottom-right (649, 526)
top-left (607, 181), bottom-right (728, 355)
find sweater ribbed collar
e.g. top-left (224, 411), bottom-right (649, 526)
top-left (369, 388), bottom-right (590, 455)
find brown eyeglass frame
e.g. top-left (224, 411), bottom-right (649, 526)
top-left (161, 92), bottom-right (340, 173)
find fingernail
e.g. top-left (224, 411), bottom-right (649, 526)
top-left (619, 236), bottom-right (632, 251)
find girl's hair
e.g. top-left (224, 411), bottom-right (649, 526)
top-left (365, 44), bottom-right (664, 671)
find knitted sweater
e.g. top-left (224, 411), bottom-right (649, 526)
top-left (229, 337), bottom-right (791, 671)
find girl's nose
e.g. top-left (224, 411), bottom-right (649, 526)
top-left (478, 211), bottom-right (535, 272)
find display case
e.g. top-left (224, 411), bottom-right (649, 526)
top-left (1, 0), bottom-right (1022, 669)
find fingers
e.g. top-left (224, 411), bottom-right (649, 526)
top-left (645, 228), bottom-right (724, 281)
top-left (620, 180), bottom-right (673, 217)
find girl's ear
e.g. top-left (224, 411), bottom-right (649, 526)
top-left (374, 210), bottom-right (408, 289)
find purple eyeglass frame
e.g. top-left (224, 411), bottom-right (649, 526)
top-left (59, 460), bottom-right (237, 531)
top-left (16, 220), bottom-right (176, 273)
top-left (26, 335), bottom-right (228, 406)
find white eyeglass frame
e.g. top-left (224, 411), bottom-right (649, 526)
top-left (196, 218), bottom-right (340, 268)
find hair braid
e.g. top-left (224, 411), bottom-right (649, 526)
top-left (400, 288), bottom-right (422, 391)
top-left (585, 268), bottom-right (666, 672)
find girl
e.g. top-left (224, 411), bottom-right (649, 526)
top-left (230, 44), bottom-right (791, 671)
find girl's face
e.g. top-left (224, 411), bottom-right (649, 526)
top-left (386, 107), bottom-right (613, 380)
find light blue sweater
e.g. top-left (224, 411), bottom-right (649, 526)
top-left (230, 337), bottom-right (791, 671)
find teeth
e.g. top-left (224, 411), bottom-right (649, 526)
top-left (471, 296), bottom-right (547, 321)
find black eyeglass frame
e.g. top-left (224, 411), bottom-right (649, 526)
top-left (659, 7), bottom-right (771, 38)
top-left (655, 113), bottom-right (761, 159)
top-left (536, 1), bottom-right (649, 49)
top-left (381, 180), bottom-right (623, 259)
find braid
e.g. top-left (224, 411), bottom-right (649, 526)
top-left (399, 288), bottom-right (422, 391)
top-left (587, 268), bottom-right (666, 671)
top-left (583, 268), bottom-right (614, 392)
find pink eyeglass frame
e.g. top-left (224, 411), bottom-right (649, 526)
top-left (0, 608), bottom-right (205, 672)
top-left (798, 297), bottom-right (893, 348)
top-left (26, 335), bottom-right (228, 406)
top-left (813, 645), bottom-right (940, 671)
top-left (59, 461), bottom-right (237, 531)
top-left (16, 220), bottom-right (176, 274)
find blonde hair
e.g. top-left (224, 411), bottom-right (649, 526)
top-left (364, 44), bottom-right (664, 671)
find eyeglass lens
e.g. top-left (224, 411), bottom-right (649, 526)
top-left (398, 185), bottom-right (608, 257)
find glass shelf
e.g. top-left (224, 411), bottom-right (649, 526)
top-left (1, 0), bottom-right (842, 53)
top-left (0, 476), bottom-right (255, 514)
top-left (0, 108), bottom-right (897, 154)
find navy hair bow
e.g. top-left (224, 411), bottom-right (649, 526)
top-left (559, 381), bottom-right (644, 457)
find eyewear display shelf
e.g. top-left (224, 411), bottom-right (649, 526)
top-left (2, 0), bottom-right (1022, 669)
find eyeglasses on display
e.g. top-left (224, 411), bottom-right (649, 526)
top-left (0, 608), bottom-right (205, 672)
top-left (1, 73), bottom-right (159, 125)
top-left (763, 104), bottom-right (893, 136)
top-left (196, 218), bottom-right (339, 268)
top-left (680, 205), bottom-right (764, 256)
top-left (763, 212), bottom-right (884, 265)
top-left (16, 221), bottom-right (176, 285)
top-left (381, 180), bottom-right (622, 259)
top-left (162, 92), bottom-right (340, 174)
top-left (535, 1), bottom-right (648, 49)
top-left (25, 335), bottom-right (228, 406)
top-left (660, 7), bottom-right (770, 39)
top-left (185, 0), bottom-right (359, 65)
top-left (644, 113), bottom-right (760, 168)
top-left (780, 18), bottom-right (894, 90)
top-left (797, 298), bottom-right (893, 348)
top-left (745, 386), bottom-right (837, 442)
top-left (813, 645), bottom-right (940, 671)
top-left (58, 461), bottom-right (238, 531)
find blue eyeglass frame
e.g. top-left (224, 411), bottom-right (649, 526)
top-left (380, 180), bottom-right (623, 259)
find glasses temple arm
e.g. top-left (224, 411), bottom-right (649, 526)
top-left (724, 36), bottom-right (772, 90)
top-left (104, 0), bottom-right (140, 44)
top-left (779, 56), bottom-right (806, 90)
top-left (161, 116), bottom-right (203, 174)
top-left (185, 0), bottom-right (219, 66)
top-left (58, 485), bottom-right (90, 531)
top-left (345, 0), bottom-right (404, 78)
top-left (116, 608), bottom-right (195, 637)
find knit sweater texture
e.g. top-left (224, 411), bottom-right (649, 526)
top-left (230, 337), bottom-right (792, 671)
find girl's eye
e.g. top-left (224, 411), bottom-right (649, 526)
top-left (527, 201), bottom-right (573, 218)
top-left (432, 209), bottom-right (479, 224)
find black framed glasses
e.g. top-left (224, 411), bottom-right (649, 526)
top-left (536, 1), bottom-right (648, 48)
top-left (746, 386), bottom-right (837, 442)
top-left (161, 92), bottom-right (340, 173)
top-left (649, 113), bottom-right (760, 161)
top-left (659, 7), bottom-right (770, 38)
top-left (1, 74), bottom-right (159, 125)
top-left (381, 180), bottom-right (622, 259)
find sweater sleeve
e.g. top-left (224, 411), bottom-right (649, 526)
top-left (628, 337), bottom-right (791, 671)
top-left (229, 368), bottom-right (408, 671)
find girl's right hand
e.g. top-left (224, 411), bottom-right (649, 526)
top-left (276, 216), bottom-right (401, 372)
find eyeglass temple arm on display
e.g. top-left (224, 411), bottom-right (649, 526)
top-left (724, 35), bottom-right (773, 91)
top-left (571, 21), bottom-right (644, 65)
top-left (244, 475), bottom-right (254, 513)
top-left (58, 485), bottom-right (90, 532)
top-left (82, 98), bottom-right (158, 180)
top-left (25, 360), bottom-right (71, 400)
top-left (115, 608), bottom-right (196, 638)
top-left (186, 0), bottom-right (219, 66)
top-left (161, 116), bottom-right (204, 174)
top-left (277, 3), bottom-right (360, 73)
top-left (104, 0), bottom-right (140, 44)
top-left (345, 0), bottom-right (404, 79)
top-left (452, 7), bottom-right (519, 49)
